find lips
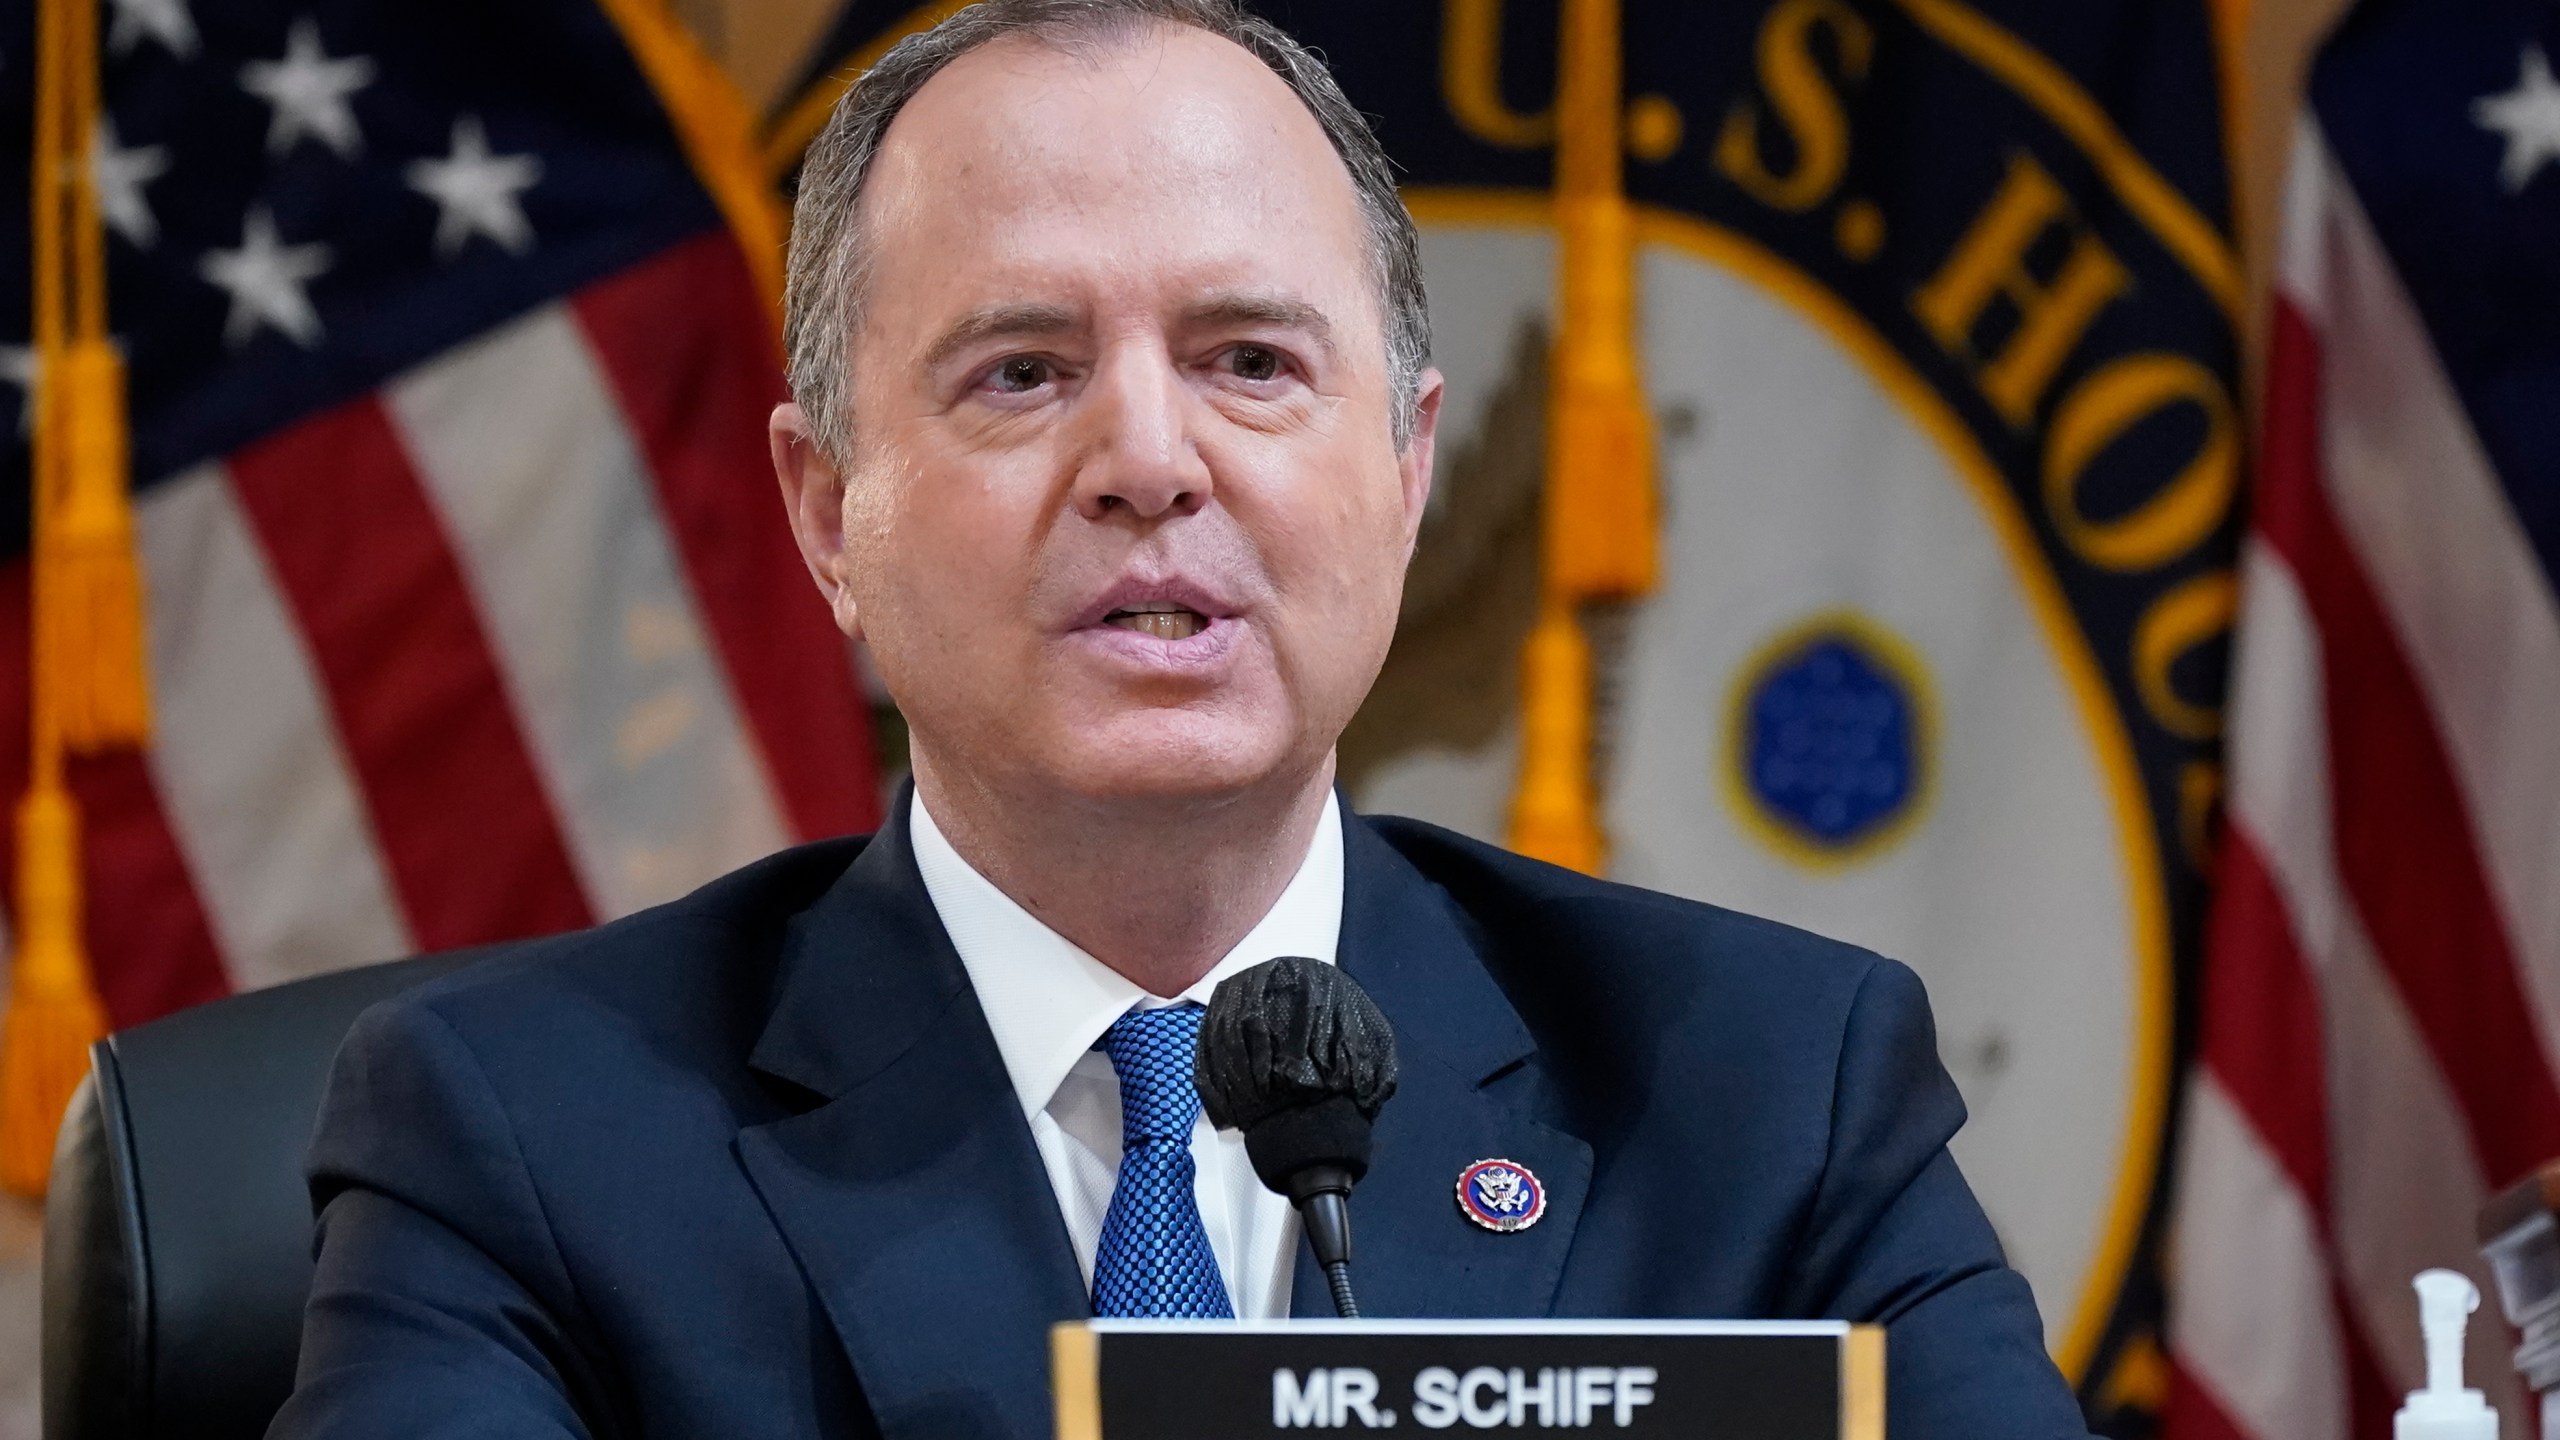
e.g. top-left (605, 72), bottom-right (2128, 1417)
top-left (1075, 578), bottom-right (1237, 643)
top-left (1103, 601), bottom-right (1207, 641)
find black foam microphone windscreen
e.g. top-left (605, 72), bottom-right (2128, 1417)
top-left (1196, 955), bottom-right (1399, 1194)
top-left (1196, 955), bottom-right (1399, 1317)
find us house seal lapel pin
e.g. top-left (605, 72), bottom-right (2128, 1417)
top-left (1455, 1158), bottom-right (1546, 1233)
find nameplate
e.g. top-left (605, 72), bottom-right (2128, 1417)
top-left (1052, 1319), bottom-right (1882, 1438)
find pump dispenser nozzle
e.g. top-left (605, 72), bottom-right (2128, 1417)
top-left (2396, 1270), bottom-right (2498, 1440)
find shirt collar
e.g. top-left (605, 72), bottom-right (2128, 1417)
top-left (908, 787), bottom-right (1345, 1122)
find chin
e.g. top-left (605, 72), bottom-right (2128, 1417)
top-left (1049, 711), bottom-right (1306, 805)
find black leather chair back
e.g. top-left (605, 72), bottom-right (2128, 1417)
top-left (42, 951), bottom-right (484, 1440)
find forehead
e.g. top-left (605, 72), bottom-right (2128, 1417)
top-left (855, 25), bottom-right (1376, 332)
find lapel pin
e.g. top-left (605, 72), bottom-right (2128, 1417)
top-left (1456, 1158), bottom-right (1546, 1233)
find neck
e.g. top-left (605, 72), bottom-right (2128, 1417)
top-left (908, 750), bottom-right (1336, 998)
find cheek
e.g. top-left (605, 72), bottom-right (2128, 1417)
top-left (842, 459), bottom-right (1021, 650)
top-left (836, 467), bottom-right (915, 620)
top-left (1322, 457), bottom-right (1414, 579)
top-left (1254, 449), bottom-right (1412, 631)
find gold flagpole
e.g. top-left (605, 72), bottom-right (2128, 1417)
top-left (2, 0), bottom-right (152, 1196)
top-left (1507, 0), bottom-right (1656, 874)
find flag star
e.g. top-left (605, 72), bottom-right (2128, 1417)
top-left (107, 0), bottom-right (197, 59)
top-left (2474, 44), bottom-right (2560, 193)
top-left (90, 117), bottom-right (170, 250)
top-left (239, 18), bottom-right (375, 160)
top-left (406, 116), bottom-right (543, 259)
top-left (199, 208), bottom-right (332, 348)
top-left (0, 347), bottom-right (37, 438)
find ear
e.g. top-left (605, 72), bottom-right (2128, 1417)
top-left (1396, 367), bottom-right (1445, 556)
top-left (770, 401), bottom-right (864, 640)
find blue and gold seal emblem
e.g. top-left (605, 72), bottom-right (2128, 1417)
top-left (1728, 613), bottom-right (1934, 867)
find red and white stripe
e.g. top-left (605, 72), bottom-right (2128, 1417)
top-left (2166, 116), bottom-right (2560, 1440)
top-left (0, 231), bottom-right (877, 1021)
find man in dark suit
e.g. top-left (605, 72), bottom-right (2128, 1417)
top-left (272, 1), bottom-right (2093, 1435)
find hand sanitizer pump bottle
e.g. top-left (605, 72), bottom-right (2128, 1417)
top-left (2398, 1270), bottom-right (2500, 1440)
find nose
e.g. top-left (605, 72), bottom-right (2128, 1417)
top-left (1069, 345), bottom-right (1212, 522)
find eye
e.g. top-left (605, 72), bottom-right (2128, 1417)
top-left (1222, 344), bottom-right (1284, 383)
top-left (986, 356), bottom-right (1053, 393)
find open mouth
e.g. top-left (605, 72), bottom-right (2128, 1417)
top-left (1102, 601), bottom-right (1208, 641)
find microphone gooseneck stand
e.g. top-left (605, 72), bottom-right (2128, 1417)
top-left (1294, 1170), bottom-right (1361, 1318)
top-left (1194, 955), bottom-right (1401, 1322)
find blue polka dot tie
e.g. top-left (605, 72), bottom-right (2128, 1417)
top-left (1090, 1004), bottom-right (1234, 1318)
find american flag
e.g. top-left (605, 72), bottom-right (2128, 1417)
top-left (2165, 0), bottom-right (2560, 1436)
top-left (0, 0), bottom-right (876, 1026)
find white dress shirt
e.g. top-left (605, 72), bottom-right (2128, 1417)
top-left (907, 788), bottom-right (1344, 1320)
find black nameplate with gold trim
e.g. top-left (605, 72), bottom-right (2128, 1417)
top-left (1052, 1320), bottom-right (1882, 1438)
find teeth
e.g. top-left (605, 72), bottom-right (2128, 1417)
top-left (1105, 610), bottom-right (1205, 640)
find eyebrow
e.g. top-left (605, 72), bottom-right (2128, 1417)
top-left (917, 292), bottom-right (1341, 372)
top-left (920, 302), bottom-right (1080, 371)
top-left (1184, 292), bottom-right (1337, 356)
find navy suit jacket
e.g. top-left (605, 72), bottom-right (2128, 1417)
top-left (272, 798), bottom-right (2092, 1439)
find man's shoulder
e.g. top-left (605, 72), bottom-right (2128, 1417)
top-left (374, 834), bottom-right (872, 1061)
top-left (1359, 811), bottom-right (1894, 1022)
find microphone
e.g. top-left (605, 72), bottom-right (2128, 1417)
top-left (1195, 955), bottom-right (1398, 1319)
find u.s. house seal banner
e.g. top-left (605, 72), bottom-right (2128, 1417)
top-left (776, 2), bottom-right (2242, 1428)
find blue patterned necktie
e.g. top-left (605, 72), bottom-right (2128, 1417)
top-left (1090, 1004), bottom-right (1235, 1318)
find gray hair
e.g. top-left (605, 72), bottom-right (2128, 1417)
top-left (781, 0), bottom-right (1431, 464)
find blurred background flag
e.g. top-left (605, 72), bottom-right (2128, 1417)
top-left (785, 1), bottom-right (2243, 1430)
top-left (2166, 0), bottom-right (2560, 1436)
top-left (0, 0), bottom-right (880, 1190)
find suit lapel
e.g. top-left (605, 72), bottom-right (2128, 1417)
top-left (735, 801), bottom-right (1087, 1440)
top-left (1294, 813), bottom-right (1593, 1319)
